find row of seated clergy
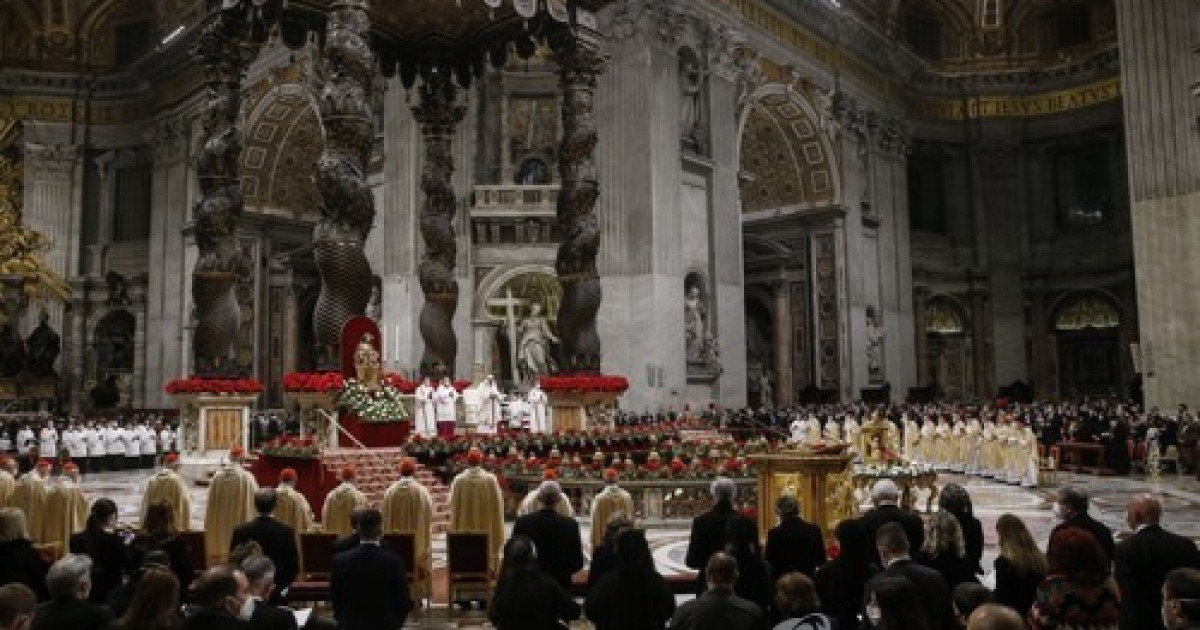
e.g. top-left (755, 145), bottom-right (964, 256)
top-left (0, 457), bottom-right (89, 549)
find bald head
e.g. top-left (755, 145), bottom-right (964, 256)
top-left (1127, 494), bottom-right (1163, 528)
top-left (967, 604), bottom-right (1026, 630)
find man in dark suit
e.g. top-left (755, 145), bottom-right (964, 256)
top-left (866, 523), bottom-right (956, 630)
top-left (1114, 496), bottom-right (1200, 630)
top-left (668, 552), bottom-right (766, 630)
top-left (765, 495), bottom-right (826, 578)
top-left (1051, 486), bottom-right (1115, 561)
top-left (685, 477), bottom-right (740, 593)
top-left (330, 508), bottom-right (369, 555)
top-left (510, 481), bottom-right (584, 590)
top-left (856, 479), bottom-right (925, 566)
top-left (28, 556), bottom-right (111, 630)
top-left (181, 567), bottom-right (253, 630)
top-left (330, 508), bottom-right (411, 630)
top-left (240, 556), bottom-right (298, 630)
top-left (230, 489), bottom-right (299, 603)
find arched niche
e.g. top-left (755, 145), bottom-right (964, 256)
top-left (737, 85), bottom-right (841, 215)
top-left (923, 296), bottom-right (972, 400)
top-left (1050, 291), bottom-right (1124, 398)
top-left (474, 265), bottom-right (562, 385)
top-left (241, 84), bottom-right (324, 220)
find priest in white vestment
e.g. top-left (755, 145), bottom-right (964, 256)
top-left (322, 465), bottom-right (367, 537)
top-left (275, 468), bottom-right (315, 546)
top-left (204, 447), bottom-right (258, 565)
top-left (38, 424), bottom-right (58, 467)
top-left (433, 378), bottom-right (459, 438)
top-left (0, 456), bottom-right (16, 507)
top-left (590, 468), bottom-right (635, 551)
top-left (474, 375), bottom-right (502, 434)
top-left (527, 383), bottom-right (550, 433)
top-left (413, 378), bottom-right (437, 437)
top-left (449, 448), bottom-right (505, 572)
top-left (45, 462), bottom-right (88, 550)
top-left (10, 460), bottom-right (51, 543)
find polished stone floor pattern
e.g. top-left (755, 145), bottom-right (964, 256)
top-left (70, 467), bottom-right (1200, 628)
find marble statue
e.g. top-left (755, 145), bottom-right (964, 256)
top-left (353, 332), bottom-right (381, 390)
top-left (757, 372), bottom-right (774, 407)
top-left (680, 51), bottom-right (705, 146)
top-left (24, 310), bottom-right (60, 376)
top-left (518, 303), bottom-right (558, 381)
top-left (866, 306), bottom-right (884, 382)
top-left (685, 285), bottom-right (707, 362)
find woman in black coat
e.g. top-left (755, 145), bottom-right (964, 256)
top-left (0, 507), bottom-right (49, 600)
top-left (939, 483), bottom-right (984, 575)
top-left (68, 498), bottom-right (131, 605)
top-left (130, 502), bottom-right (194, 594)
top-left (816, 520), bottom-right (880, 630)
top-left (489, 535), bottom-right (581, 630)
top-left (586, 529), bottom-right (675, 630)
top-left (727, 515), bottom-right (774, 617)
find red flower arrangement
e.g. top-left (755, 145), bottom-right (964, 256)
top-left (165, 377), bottom-right (264, 395)
top-left (281, 372), bottom-right (345, 393)
top-left (538, 375), bottom-right (630, 393)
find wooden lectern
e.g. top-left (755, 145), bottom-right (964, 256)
top-left (751, 450), bottom-right (857, 542)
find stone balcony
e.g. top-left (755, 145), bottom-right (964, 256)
top-left (469, 184), bottom-right (561, 246)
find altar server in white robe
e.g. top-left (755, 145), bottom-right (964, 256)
top-left (413, 377), bottom-right (437, 437)
top-left (16, 425), bottom-right (35, 467)
top-left (507, 392), bottom-right (528, 430)
top-left (158, 424), bottom-right (175, 454)
top-left (104, 422), bottom-right (124, 470)
top-left (124, 422), bottom-right (142, 469)
top-left (38, 423), bottom-right (58, 467)
top-left (433, 378), bottom-right (459, 438)
top-left (64, 426), bottom-right (87, 473)
top-left (139, 423), bottom-right (158, 467)
top-left (527, 382), bottom-right (550, 434)
top-left (84, 423), bottom-right (104, 472)
top-left (474, 375), bottom-right (502, 435)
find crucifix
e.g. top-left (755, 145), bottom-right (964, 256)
top-left (487, 289), bottom-right (528, 386)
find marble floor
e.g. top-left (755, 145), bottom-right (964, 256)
top-left (73, 467), bottom-right (1200, 628)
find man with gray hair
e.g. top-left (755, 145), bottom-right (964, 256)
top-left (685, 476), bottom-right (740, 594)
top-left (32, 555), bottom-right (111, 629)
top-left (1051, 485), bottom-right (1114, 562)
top-left (240, 556), bottom-right (299, 630)
top-left (856, 478), bottom-right (925, 566)
top-left (765, 495), bottom-right (826, 578)
top-left (511, 479), bottom-right (584, 589)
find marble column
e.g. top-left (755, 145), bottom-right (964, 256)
top-left (412, 68), bottom-right (465, 374)
top-left (913, 288), bottom-right (930, 388)
top-left (969, 290), bottom-right (992, 398)
top-left (1116, 0), bottom-right (1200, 408)
top-left (144, 115), bottom-right (192, 408)
top-left (771, 279), bottom-right (793, 406)
top-left (22, 142), bottom-right (81, 330)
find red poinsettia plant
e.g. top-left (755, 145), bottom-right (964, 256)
top-left (164, 376), bottom-right (264, 395)
top-left (281, 372), bottom-right (345, 393)
top-left (538, 374), bottom-right (630, 393)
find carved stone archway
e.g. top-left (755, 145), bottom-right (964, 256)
top-left (241, 85), bottom-right (324, 219)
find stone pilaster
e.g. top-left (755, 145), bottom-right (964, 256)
top-left (1116, 0), bottom-right (1200, 408)
top-left (770, 279), bottom-right (793, 406)
top-left (22, 142), bottom-right (81, 329)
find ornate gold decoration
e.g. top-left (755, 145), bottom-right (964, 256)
top-left (926, 300), bottom-right (964, 334)
top-left (1055, 294), bottom-right (1120, 331)
top-left (0, 125), bottom-right (68, 302)
top-left (739, 93), bottom-right (836, 214)
top-left (911, 78), bottom-right (1122, 120)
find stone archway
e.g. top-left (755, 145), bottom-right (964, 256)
top-left (474, 266), bottom-right (561, 388)
top-left (737, 86), bottom-right (842, 216)
top-left (923, 296), bottom-right (972, 400)
top-left (241, 84), bottom-right (324, 219)
top-left (1051, 291), bottom-right (1124, 398)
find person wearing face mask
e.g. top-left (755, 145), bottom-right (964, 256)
top-left (0, 584), bottom-right (36, 630)
top-left (180, 567), bottom-right (253, 630)
top-left (1114, 496), bottom-right (1200, 630)
top-left (28, 555), bottom-right (111, 630)
top-left (1162, 568), bottom-right (1200, 630)
top-left (1049, 487), bottom-right (1114, 563)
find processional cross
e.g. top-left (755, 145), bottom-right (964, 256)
top-left (487, 289), bottom-right (528, 385)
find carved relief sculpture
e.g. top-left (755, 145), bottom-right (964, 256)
top-left (550, 31), bottom-right (608, 373)
top-left (313, 0), bottom-right (378, 367)
top-left (414, 68), bottom-right (466, 374)
top-left (190, 0), bottom-right (283, 376)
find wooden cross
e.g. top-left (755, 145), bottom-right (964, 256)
top-left (487, 289), bottom-right (527, 385)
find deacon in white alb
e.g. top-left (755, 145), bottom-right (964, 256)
top-left (413, 377), bottom-right (436, 437)
top-left (526, 382), bottom-right (550, 434)
top-left (433, 378), bottom-right (459, 438)
top-left (474, 375), bottom-right (502, 434)
top-left (38, 422), bottom-right (58, 466)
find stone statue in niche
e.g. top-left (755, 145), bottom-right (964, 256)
top-left (517, 302), bottom-right (558, 382)
top-left (105, 271), bottom-right (131, 307)
top-left (866, 306), bottom-right (885, 383)
top-left (24, 310), bottom-right (60, 377)
top-left (685, 282), bottom-right (721, 373)
top-left (679, 48), bottom-right (707, 154)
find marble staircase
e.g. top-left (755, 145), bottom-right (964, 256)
top-left (319, 448), bottom-right (451, 533)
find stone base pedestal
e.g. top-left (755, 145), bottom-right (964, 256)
top-left (172, 393), bottom-right (258, 457)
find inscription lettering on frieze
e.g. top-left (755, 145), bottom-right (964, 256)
top-left (910, 78), bottom-right (1121, 120)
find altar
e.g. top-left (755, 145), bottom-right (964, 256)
top-left (174, 393), bottom-right (257, 455)
top-left (750, 450), bottom-right (857, 541)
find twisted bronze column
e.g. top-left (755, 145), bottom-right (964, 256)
top-left (190, 1), bottom-right (282, 376)
top-left (312, 0), bottom-right (378, 366)
top-left (551, 36), bottom-right (607, 373)
top-left (413, 68), bottom-right (465, 375)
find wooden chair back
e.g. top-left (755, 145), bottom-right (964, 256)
top-left (299, 533), bottom-right (338, 579)
top-left (175, 531), bottom-right (207, 572)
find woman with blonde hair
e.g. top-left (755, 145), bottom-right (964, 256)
top-left (0, 507), bottom-right (48, 600)
top-left (915, 510), bottom-right (977, 587)
top-left (993, 513), bottom-right (1048, 616)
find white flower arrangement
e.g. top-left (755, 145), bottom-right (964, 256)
top-left (337, 378), bottom-right (410, 424)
